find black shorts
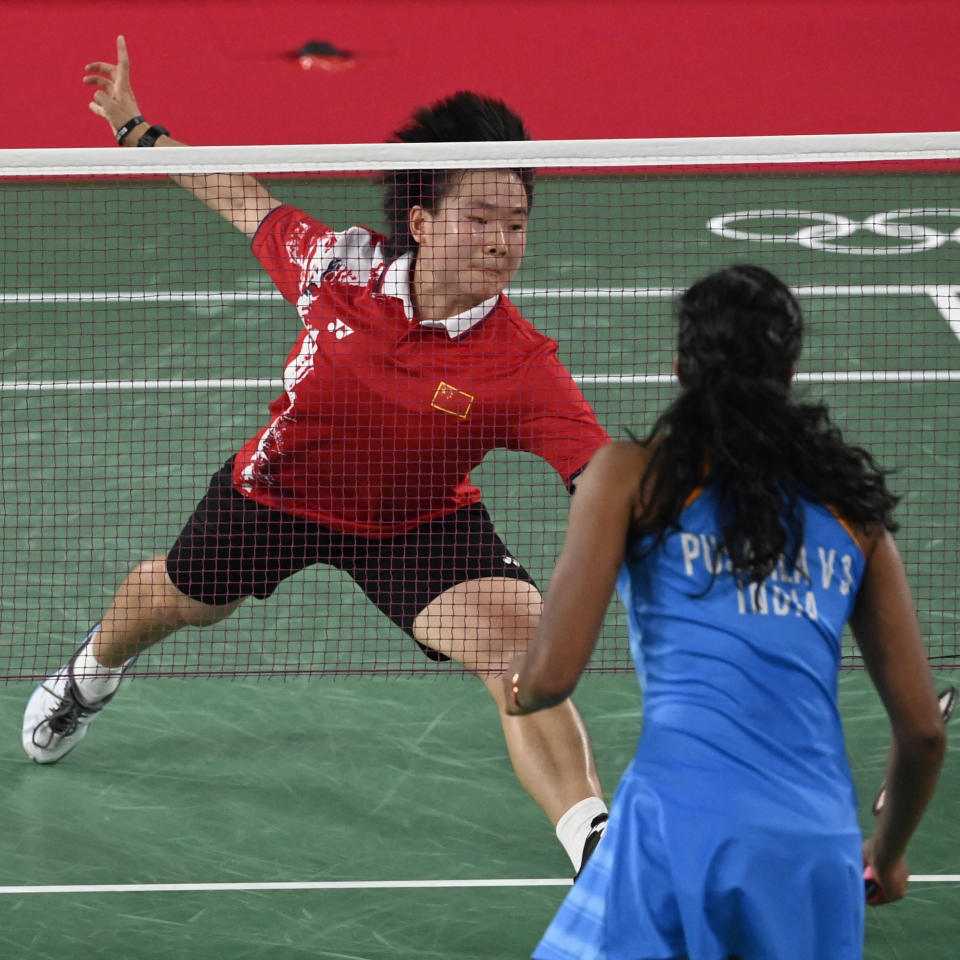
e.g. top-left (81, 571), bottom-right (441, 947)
top-left (166, 459), bottom-right (537, 645)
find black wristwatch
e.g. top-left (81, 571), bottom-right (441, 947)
top-left (137, 125), bottom-right (170, 148)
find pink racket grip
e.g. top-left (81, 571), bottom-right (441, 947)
top-left (864, 865), bottom-right (883, 905)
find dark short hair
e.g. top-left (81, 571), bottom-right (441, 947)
top-left (382, 91), bottom-right (535, 257)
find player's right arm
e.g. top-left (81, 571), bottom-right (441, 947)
top-left (83, 35), bottom-right (280, 238)
top-left (849, 527), bottom-right (946, 903)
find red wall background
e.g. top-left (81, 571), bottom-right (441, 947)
top-left (1, 0), bottom-right (958, 148)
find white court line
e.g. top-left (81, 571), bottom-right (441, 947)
top-left (0, 378), bottom-right (280, 392)
top-left (0, 878), bottom-right (573, 895)
top-left (3, 285), bottom-right (960, 391)
top-left (0, 876), bottom-right (956, 895)
top-left (578, 371), bottom-right (960, 385)
top-left (0, 283), bottom-right (954, 302)
top-left (3, 373), bottom-right (960, 392)
top-left (2, 370), bottom-right (960, 392)
top-left (3, 284), bottom-right (959, 337)
top-left (0, 291), bottom-right (282, 303)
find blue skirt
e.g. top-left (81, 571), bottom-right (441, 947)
top-left (533, 767), bottom-right (864, 960)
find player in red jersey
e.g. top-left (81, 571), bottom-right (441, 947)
top-left (23, 36), bottom-right (612, 874)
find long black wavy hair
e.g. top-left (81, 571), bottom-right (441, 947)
top-left (635, 264), bottom-right (899, 584)
top-left (382, 91), bottom-right (534, 258)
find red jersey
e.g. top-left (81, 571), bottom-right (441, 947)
top-left (233, 205), bottom-right (610, 537)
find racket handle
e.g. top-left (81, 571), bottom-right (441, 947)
top-left (864, 865), bottom-right (883, 905)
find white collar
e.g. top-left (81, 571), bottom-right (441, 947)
top-left (380, 253), bottom-right (499, 339)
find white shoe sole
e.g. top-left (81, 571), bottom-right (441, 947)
top-left (22, 674), bottom-right (94, 764)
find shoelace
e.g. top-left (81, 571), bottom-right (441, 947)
top-left (32, 679), bottom-right (100, 747)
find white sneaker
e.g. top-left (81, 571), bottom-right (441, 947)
top-left (22, 644), bottom-right (129, 764)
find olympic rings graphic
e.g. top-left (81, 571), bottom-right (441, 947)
top-left (707, 208), bottom-right (960, 255)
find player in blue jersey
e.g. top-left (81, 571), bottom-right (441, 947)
top-left (506, 264), bottom-right (946, 959)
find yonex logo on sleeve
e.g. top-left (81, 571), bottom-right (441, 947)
top-left (327, 318), bottom-right (354, 339)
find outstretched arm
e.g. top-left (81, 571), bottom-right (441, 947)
top-left (83, 35), bottom-right (280, 237)
top-left (850, 529), bottom-right (946, 904)
top-left (504, 441), bottom-right (648, 714)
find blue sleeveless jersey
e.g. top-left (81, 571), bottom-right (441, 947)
top-left (534, 488), bottom-right (868, 960)
top-left (619, 486), bottom-right (865, 831)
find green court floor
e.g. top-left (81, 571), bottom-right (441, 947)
top-left (2, 169), bottom-right (960, 956)
top-left (1, 670), bottom-right (958, 959)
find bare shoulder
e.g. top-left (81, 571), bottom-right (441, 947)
top-left (576, 440), bottom-right (651, 499)
top-left (587, 439), bottom-right (651, 474)
top-left (841, 516), bottom-right (887, 561)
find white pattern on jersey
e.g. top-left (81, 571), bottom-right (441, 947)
top-left (239, 224), bottom-right (381, 490)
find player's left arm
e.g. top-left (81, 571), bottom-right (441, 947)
top-left (850, 527), bottom-right (946, 902)
top-left (505, 441), bottom-right (647, 714)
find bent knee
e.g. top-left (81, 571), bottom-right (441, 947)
top-left (136, 555), bottom-right (241, 627)
top-left (413, 578), bottom-right (543, 671)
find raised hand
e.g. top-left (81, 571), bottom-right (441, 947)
top-left (81, 34), bottom-right (279, 234)
top-left (83, 35), bottom-right (143, 139)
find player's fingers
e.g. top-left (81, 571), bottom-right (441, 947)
top-left (867, 860), bottom-right (909, 905)
top-left (88, 101), bottom-right (107, 120)
top-left (82, 75), bottom-right (112, 90)
top-left (84, 61), bottom-right (116, 76)
top-left (116, 35), bottom-right (130, 79)
top-left (864, 865), bottom-right (882, 905)
top-left (873, 887), bottom-right (905, 905)
top-left (90, 89), bottom-right (117, 111)
top-left (888, 875), bottom-right (908, 903)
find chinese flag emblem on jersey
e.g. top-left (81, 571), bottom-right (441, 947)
top-left (431, 381), bottom-right (474, 419)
